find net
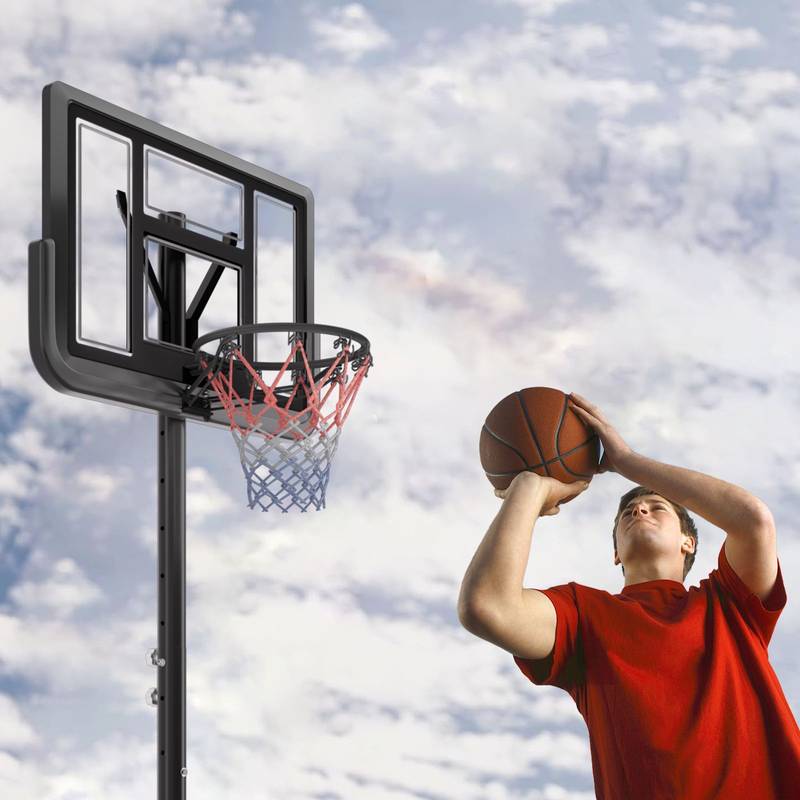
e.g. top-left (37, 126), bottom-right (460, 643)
top-left (197, 333), bottom-right (372, 511)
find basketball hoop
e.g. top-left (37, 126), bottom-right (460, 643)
top-left (182, 323), bottom-right (373, 512)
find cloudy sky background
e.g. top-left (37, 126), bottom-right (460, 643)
top-left (2, 0), bottom-right (799, 798)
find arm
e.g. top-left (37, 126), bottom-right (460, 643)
top-left (458, 471), bottom-right (587, 612)
top-left (458, 472), bottom-right (570, 660)
top-left (617, 451), bottom-right (777, 601)
top-left (567, 392), bottom-right (778, 601)
top-left (615, 451), bottom-right (769, 534)
top-left (458, 472), bottom-right (549, 616)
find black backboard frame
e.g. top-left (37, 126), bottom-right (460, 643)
top-left (30, 81), bottom-right (314, 427)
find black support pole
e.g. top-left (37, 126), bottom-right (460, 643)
top-left (157, 212), bottom-right (188, 799)
top-left (157, 414), bottom-right (186, 799)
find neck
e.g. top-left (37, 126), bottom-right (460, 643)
top-left (622, 565), bottom-right (684, 586)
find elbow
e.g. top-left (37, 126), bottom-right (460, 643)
top-left (739, 499), bottom-right (776, 533)
top-left (457, 600), bottom-right (474, 629)
top-left (457, 591), bottom-right (496, 630)
top-left (751, 500), bottom-right (774, 525)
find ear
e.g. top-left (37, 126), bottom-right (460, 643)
top-left (614, 551), bottom-right (621, 566)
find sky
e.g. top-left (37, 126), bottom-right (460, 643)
top-left (1, 0), bottom-right (799, 798)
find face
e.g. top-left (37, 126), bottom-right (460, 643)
top-left (614, 494), bottom-right (694, 570)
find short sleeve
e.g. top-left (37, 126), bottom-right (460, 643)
top-left (513, 582), bottom-right (585, 693)
top-left (714, 542), bottom-right (786, 649)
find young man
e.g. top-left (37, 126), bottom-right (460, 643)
top-left (458, 392), bottom-right (800, 799)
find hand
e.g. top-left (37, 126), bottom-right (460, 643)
top-left (567, 392), bottom-right (634, 475)
top-left (494, 470), bottom-right (590, 516)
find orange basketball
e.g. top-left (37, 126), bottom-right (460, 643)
top-left (479, 386), bottom-right (600, 491)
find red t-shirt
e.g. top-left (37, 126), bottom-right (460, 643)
top-left (513, 542), bottom-right (800, 799)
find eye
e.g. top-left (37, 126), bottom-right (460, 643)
top-left (623, 504), bottom-right (667, 516)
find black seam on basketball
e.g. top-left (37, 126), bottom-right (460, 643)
top-left (516, 391), bottom-right (548, 475)
top-left (484, 433), bottom-right (597, 478)
top-left (554, 396), bottom-right (572, 478)
top-left (533, 433), bottom-right (597, 466)
top-left (554, 394), bottom-right (595, 480)
top-left (481, 423), bottom-right (529, 468)
top-left (524, 435), bottom-right (598, 471)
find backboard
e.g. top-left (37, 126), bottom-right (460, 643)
top-left (29, 81), bottom-right (314, 428)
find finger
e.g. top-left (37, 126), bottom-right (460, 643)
top-left (573, 399), bottom-right (599, 419)
top-left (585, 402), bottom-right (609, 425)
top-left (571, 393), bottom-right (607, 423)
top-left (574, 406), bottom-right (606, 432)
top-left (570, 404), bottom-right (595, 424)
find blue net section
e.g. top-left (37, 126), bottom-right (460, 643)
top-left (234, 419), bottom-right (342, 512)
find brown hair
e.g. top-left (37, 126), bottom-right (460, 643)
top-left (612, 485), bottom-right (699, 581)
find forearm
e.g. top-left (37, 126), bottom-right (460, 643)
top-left (459, 476), bottom-right (548, 613)
top-left (617, 451), bottom-right (770, 534)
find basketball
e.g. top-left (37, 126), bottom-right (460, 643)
top-left (479, 387), bottom-right (600, 491)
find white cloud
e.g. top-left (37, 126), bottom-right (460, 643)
top-left (8, 558), bottom-right (104, 618)
top-left (654, 16), bottom-right (763, 62)
top-left (557, 23), bottom-right (613, 60)
top-left (186, 465), bottom-right (237, 523)
top-left (686, 2), bottom-right (735, 21)
top-left (133, 41), bottom-right (661, 199)
top-left (0, 750), bottom-right (44, 799)
top-left (497, 0), bottom-right (582, 18)
top-left (724, 68), bottom-right (799, 112)
top-left (0, 0), bottom-right (254, 58)
top-left (0, 461), bottom-right (36, 499)
top-left (309, 3), bottom-right (393, 62)
top-left (8, 427), bottom-right (64, 473)
top-left (0, 694), bottom-right (39, 749)
top-left (74, 468), bottom-right (125, 503)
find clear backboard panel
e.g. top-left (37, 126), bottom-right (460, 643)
top-left (29, 81), bottom-right (314, 428)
